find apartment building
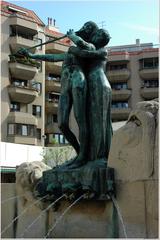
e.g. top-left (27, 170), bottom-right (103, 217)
top-left (107, 40), bottom-right (159, 121)
top-left (1, 1), bottom-right (74, 147)
top-left (44, 21), bottom-right (73, 146)
top-left (1, 1), bottom-right (46, 146)
top-left (1, 1), bottom-right (159, 147)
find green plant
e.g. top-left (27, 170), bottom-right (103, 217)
top-left (9, 55), bottom-right (41, 68)
top-left (41, 145), bottom-right (76, 168)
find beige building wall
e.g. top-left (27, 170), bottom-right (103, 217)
top-left (1, 5), bottom-right (46, 146)
top-left (1, 15), bottom-right (11, 143)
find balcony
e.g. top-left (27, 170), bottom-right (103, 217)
top-left (9, 61), bottom-right (38, 80)
top-left (45, 100), bottom-right (59, 114)
top-left (8, 112), bottom-right (38, 126)
top-left (140, 87), bottom-right (158, 100)
top-left (112, 89), bottom-right (131, 101)
top-left (45, 61), bottom-right (62, 75)
top-left (46, 42), bottom-right (68, 53)
top-left (139, 68), bottom-right (158, 80)
top-left (111, 108), bottom-right (131, 121)
top-left (139, 49), bottom-right (158, 60)
top-left (9, 15), bottom-right (38, 35)
top-left (45, 79), bottom-right (61, 92)
top-left (9, 36), bottom-right (36, 54)
top-left (8, 85), bottom-right (39, 104)
top-left (108, 51), bottom-right (130, 62)
top-left (7, 135), bottom-right (37, 145)
top-left (107, 69), bottom-right (131, 83)
top-left (45, 122), bottom-right (60, 134)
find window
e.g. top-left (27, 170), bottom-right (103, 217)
top-left (10, 102), bottom-right (20, 112)
top-left (22, 125), bottom-right (28, 136)
top-left (10, 26), bottom-right (34, 40)
top-left (111, 83), bottom-right (128, 90)
top-left (52, 114), bottom-right (58, 122)
top-left (49, 93), bottom-right (59, 102)
top-left (48, 133), bottom-right (68, 145)
top-left (109, 64), bottom-right (127, 71)
top-left (59, 134), bottom-right (64, 144)
top-left (47, 73), bottom-right (60, 81)
top-left (112, 102), bottom-right (129, 109)
top-left (8, 124), bottom-right (14, 135)
top-left (139, 58), bottom-right (159, 69)
top-left (12, 79), bottom-right (27, 87)
top-left (32, 82), bottom-right (41, 93)
top-left (54, 134), bottom-right (59, 143)
top-left (32, 105), bottom-right (41, 117)
top-left (36, 128), bottom-right (41, 140)
top-left (143, 80), bottom-right (159, 88)
top-left (8, 124), bottom-right (36, 137)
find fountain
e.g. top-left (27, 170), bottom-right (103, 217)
top-left (1, 19), bottom-right (158, 238)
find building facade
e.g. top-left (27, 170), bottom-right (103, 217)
top-left (1, 1), bottom-right (159, 147)
top-left (107, 40), bottom-right (158, 121)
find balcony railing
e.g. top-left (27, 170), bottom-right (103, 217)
top-left (8, 84), bottom-right (39, 104)
top-left (46, 42), bottom-right (69, 53)
top-left (112, 89), bottom-right (131, 101)
top-left (9, 35), bottom-right (37, 54)
top-left (45, 99), bottom-right (59, 114)
top-left (8, 111), bottom-right (38, 126)
top-left (107, 69), bottom-right (131, 82)
top-left (45, 79), bottom-right (61, 92)
top-left (45, 122), bottom-right (60, 134)
top-left (45, 61), bottom-right (62, 75)
top-left (9, 56), bottom-right (39, 80)
top-left (140, 87), bottom-right (158, 100)
top-left (111, 108), bottom-right (131, 121)
top-left (139, 67), bottom-right (158, 80)
top-left (9, 15), bottom-right (38, 35)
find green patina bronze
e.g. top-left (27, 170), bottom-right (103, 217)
top-left (18, 21), bottom-right (114, 200)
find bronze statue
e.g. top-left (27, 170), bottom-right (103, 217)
top-left (18, 21), bottom-right (112, 169)
top-left (68, 28), bottom-right (112, 168)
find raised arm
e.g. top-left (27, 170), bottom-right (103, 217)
top-left (18, 48), bottom-right (66, 62)
top-left (67, 30), bottom-right (95, 51)
top-left (68, 46), bottom-right (107, 59)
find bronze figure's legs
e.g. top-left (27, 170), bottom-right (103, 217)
top-left (58, 93), bottom-right (80, 154)
top-left (70, 76), bottom-right (88, 168)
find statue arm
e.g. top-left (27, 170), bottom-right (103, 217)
top-left (17, 48), bottom-right (66, 62)
top-left (28, 53), bottom-right (66, 62)
top-left (67, 30), bottom-right (95, 50)
top-left (69, 46), bottom-right (107, 59)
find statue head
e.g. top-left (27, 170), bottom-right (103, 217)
top-left (76, 21), bottom-right (99, 41)
top-left (91, 28), bottom-right (111, 49)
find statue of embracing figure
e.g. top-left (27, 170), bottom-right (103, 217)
top-left (18, 21), bottom-right (112, 169)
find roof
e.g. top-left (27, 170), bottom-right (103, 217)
top-left (45, 27), bottom-right (72, 46)
top-left (1, 1), bottom-right (45, 26)
top-left (108, 48), bottom-right (159, 56)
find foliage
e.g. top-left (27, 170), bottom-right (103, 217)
top-left (41, 145), bottom-right (76, 168)
top-left (9, 55), bottom-right (41, 68)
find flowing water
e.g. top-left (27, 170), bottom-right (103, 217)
top-left (20, 194), bottom-right (65, 238)
top-left (1, 195), bottom-right (48, 236)
top-left (45, 194), bottom-right (85, 238)
top-left (111, 195), bottom-right (127, 238)
top-left (1, 194), bottom-right (26, 204)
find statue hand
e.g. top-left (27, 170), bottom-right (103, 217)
top-left (68, 46), bottom-right (78, 54)
top-left (67, 29), bottom-right (75, 39)
top-left (17, 48), bottom-right (31, 57)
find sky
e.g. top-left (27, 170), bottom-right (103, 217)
top-left (6, 0), bottom-right (159, 46)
